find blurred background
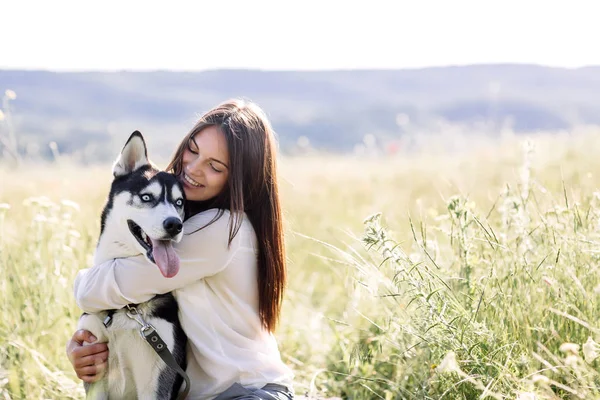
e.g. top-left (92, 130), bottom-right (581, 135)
top-left (2, 0), bottom-right (599, 165)
top-left (5, 2), bottom-right (600, 398)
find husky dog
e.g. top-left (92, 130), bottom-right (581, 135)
top-left (77, 131), bottom-right (188, 400)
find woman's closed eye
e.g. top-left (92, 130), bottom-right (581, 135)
top-left (187, 138), bottom-right (199, 154)
top-left (210, 162), bottom-right (223, 173)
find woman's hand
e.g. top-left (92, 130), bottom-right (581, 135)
top-left (65, 329), bottom-right (108, 383)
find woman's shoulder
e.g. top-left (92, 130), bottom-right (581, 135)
top-left (184, 208), bottom-right (228, 228)
top-left (183, 209), bottom-right (256, 247)
top-left (184, 208), bottom-right (247, 227)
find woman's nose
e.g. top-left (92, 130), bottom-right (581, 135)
top-left (186, 157), bottom-right (204, 176)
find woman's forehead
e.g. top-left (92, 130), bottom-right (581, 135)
top-left (192, 126), bottom-right (229, 159)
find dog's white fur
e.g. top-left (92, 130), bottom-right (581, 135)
top-left (94, 187), bottom-right (184, 265)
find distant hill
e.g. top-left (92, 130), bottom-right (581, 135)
top-left (1, 64), bottom-right (600, 161)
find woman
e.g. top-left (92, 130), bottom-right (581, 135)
top-left (66, 99), bottom-right (295, 399)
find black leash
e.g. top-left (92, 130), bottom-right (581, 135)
top-left (139, 322), bottom-right (191, 400)
top-left (104, 306), bottom-right (191, 399)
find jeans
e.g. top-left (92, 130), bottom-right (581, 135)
top-left (213, 382), bottom-right (294, 400)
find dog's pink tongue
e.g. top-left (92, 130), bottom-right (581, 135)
top-left (151, 239), bottom-right (180, 278)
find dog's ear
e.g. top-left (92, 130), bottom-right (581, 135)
top-left (113, 131), bottom-right (150, 177)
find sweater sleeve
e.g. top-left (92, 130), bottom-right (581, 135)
top-left (74, 209), bottom-right (244, 313)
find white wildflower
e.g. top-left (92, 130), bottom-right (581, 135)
top-left (23, 196), bottom-right (55, 208)
top-left (559, 342), bottom-right (580, 354)
top-left (0, 367), bottom-right (8, 388)
top-left (532, 374), bottom-right (550, 385)
top-left (0, 203), bottom-right (10, 211)
top-left (5, 89), bottom-right (16, 100)
top-left (436, 351), bottom-right (462, 374)
top-left (61, 199), bottom-right (80, 211)
top-left (516, 392), bottom-right (536, 400)
top-left (408, 252), bottom-right (421, 263)
top-left (583, 336), bottom-right (600, 363)
top-left (564, 354), bottom-right (579, 367)
top-left (33, 214), bottom-right (48, 223)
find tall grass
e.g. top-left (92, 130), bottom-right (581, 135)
top-left (2, 130), bottom-right (600, 399)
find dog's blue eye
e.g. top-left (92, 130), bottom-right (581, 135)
top-left (176, 199), bottom-right (183, 207)
top-left (141, 194), bottom-right (153, 202)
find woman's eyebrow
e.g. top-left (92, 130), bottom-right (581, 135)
top-left (210, 158), bottom-right (229, 169)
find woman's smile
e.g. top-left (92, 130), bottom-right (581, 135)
top-left (182, 173), bottom-right (204, 188)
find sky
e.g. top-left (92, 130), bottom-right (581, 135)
top-left (2, 0), bottom-right (599, 72)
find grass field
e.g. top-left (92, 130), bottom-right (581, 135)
top-left (2, 130), bottom-right (600, 399)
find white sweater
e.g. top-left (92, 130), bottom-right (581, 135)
top-left (73, 209), bottom-right (294, 400)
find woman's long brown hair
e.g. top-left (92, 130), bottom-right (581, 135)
top-left (166, 99), bottom-right (286, 332)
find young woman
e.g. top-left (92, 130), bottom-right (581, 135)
top-left (66, 99), bottom-right (294, 399)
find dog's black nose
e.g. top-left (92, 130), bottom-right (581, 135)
top-left (164, 217), bottom-right (183, 236)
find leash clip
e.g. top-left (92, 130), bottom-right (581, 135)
top-left (125, 305), bottom-right (156, 339)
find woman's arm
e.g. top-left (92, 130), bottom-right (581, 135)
top-left (74, 209), bottom-right (249, 312)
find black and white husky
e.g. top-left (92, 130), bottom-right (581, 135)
top-left (77, 131), bottom-right (188, 400)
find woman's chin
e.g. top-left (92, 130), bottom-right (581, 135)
top-left (184, 188), bottom-right (212, 202)
top-left (185, 192), bottom-right (205, 202)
